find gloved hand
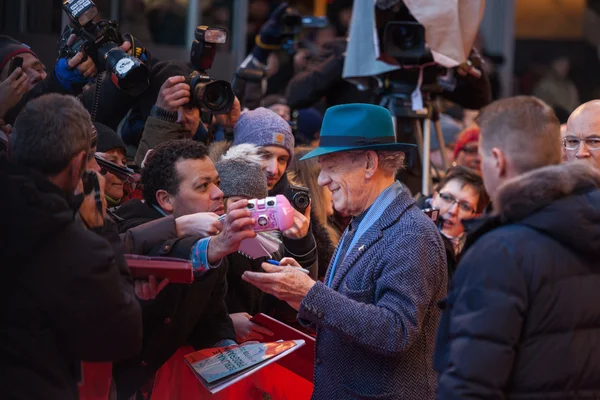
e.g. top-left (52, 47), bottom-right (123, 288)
top-left (55, 57), bottom-right (92, 92)
top-left (252, 2), bottom-right (289, 64)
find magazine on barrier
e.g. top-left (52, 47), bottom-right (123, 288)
top-left (184, 340), bottom-right (305, 393)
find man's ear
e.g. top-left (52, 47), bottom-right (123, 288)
top-left (156, 189), bottom-right (175, 213)
top-left (491, 147), bottom-right (506, 178)
top-left (68, 151), bottom-right (87, 191)
top-left (364, 150), bottom-right (378, 179)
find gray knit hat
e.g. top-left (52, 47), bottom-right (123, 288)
top-left (215, 144), bottom-right (268, 199)
top-left (233, 107), bottom-right (294, 165)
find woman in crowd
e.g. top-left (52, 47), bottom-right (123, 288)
top-left (419, 166), bottom-right (489, 282)
top-left (453, 125), bottom-right (481, 173)
top-left (94, 122), bottom-right (128, 210)
top-left (289, 146), bottom-right (338, 280)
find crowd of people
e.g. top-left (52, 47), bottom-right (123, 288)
top-left (1, 1), bottom-right (600, 400)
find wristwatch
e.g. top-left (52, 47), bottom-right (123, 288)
top-left (150, 105), bottom-right (178, 123)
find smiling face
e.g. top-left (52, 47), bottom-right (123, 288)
top-left (1, 53), bottom-right (47, 91)
top-left (259, 146), bottom-right (290, 190)
top-left (431, 179), bottom-right (480, 238)
top-left (317, 152), bottom-right (368, 217)
top-left (102, 148), bottom-right (127, 201)
top-left (165, 157), bottom-right (225, 218)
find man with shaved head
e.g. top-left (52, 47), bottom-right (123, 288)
top-left (565, 100), bottom-right (600, 170)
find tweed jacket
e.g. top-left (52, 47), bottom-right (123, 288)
top-left (298, 183), bottom-right (447, 400)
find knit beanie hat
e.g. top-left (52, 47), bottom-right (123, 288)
top-left (296, 107), bottom-right (323, 145)
top-left (215, 144), bottom-right (268, 199)
top-left (233, 107), bottom-right (294, 165)
top-left (94, 122), bottom-right (126, 154)
top-left (0, 35), bottom-right (38, 72)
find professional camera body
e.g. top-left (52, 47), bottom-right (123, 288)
top-left (284, 184), bottom-right (310, 213)
top-left (186, 26), bottom-right (235, 115)
top-left (59, 0), bottom-right (149, 96)
top-left (246, 195), bottom-right (295, 233)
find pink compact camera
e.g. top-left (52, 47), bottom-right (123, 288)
top-left (247, 194), bottom-right (295, 232)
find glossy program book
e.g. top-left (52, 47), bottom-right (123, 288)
top-left (183, 340), bottom-right (305, 394)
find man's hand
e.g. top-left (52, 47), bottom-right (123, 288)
top-left (282, 204), bottom-right (311, 239)
top-left (207, 199), bottom-right (256, 263)
top-left (77, 171), bottom-right (107, 229)
top-left (0, 68), bottom-right (28, 117)
top-left (66, 34), bottom-right (96, 78)
top-left (242, 258), bottom-right (316, 310)
top-left (214, 96), bottom-right (241, 129)
top-left (230, 312), bottom-right (274, 343)
top-left (175, 212), bottom-right (223, 237)
top-left (135, 275), bottom-right (169, 300)
top-left (155, 76), bottom-right (190, 112)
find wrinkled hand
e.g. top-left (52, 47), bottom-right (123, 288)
top-left (175, 212), bottom-right (223, 238)
top-left (214, 96), bottom-right (241, 128)
top-left (66, 34), bottom-right (96, 78)
top-left (242, 259), bottom-right (316, 310)
top-left (135, 275), bottom-right (169, 300)
top-left (282, 204), bottom-right (311, 239)
top-left (230, 312), bottom-right (274, 343)
top-left (0, 68), bottom-right (28, 117)
top-left (77, 171), bottom-right (107, 229)
top-left (207, 199), bottom-right (257, 263)
top-left (156, 76), bottom-right (190, 112)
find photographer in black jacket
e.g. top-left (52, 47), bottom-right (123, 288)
top-left (0, 93), bottom-right (142, 400)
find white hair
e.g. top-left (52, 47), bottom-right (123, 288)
top-left (221, 143), bottom-right (263, 166)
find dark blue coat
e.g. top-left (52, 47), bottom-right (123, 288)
top-left (435, 162), bottom-right (600, 399)
top-left (298, 183), bottom-right (447, 400)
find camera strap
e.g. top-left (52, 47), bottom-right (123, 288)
top-left (411, 65), bottom-right (425, 112)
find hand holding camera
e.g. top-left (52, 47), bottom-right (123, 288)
top-left (77, 170), bottom-right (107, 229)
top-left (156, 76), bottom-right (191, 113)
top-left (207, 199), bottom-right (257, 264)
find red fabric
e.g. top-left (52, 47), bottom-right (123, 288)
top-left (78, 362), bottom-right (112, 400)
top-left (150, 346), bottom-right (314, 400)
top-left (453, 126), bottom-right (480, 159)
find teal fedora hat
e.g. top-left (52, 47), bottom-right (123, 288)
top-left (300, 103), bottom-right (416, 160)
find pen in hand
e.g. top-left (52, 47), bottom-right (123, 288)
top-left (266, 259), bottom-right (310, 274)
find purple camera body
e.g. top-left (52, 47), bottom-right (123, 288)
top-left (247, 194), bottom-right (295, 232)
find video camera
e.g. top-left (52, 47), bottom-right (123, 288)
top-left (279, 8), bottom-right (328, 55)
top-left (186, 26), bottom-right (235, 115)
top-left (59, 0), bottom-right (149, 96)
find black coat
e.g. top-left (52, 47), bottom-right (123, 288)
top-left (435, 162), bottom-right (600, 399)
top-left (0, 159), bottom-right (142, 400)
top-left (112, 199), bottom-right (235, 398)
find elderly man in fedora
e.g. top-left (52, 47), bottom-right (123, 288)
top-left (243, 103), bottom-right (447, 399)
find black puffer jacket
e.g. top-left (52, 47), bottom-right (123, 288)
top-left (435, 161), bottom-right (600, 399)
top-left (0, 158), bottom-right (142, 400)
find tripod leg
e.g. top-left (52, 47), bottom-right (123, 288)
top-left (422, 118), bottom-right (432, 196)
top-left (434, 118), bottom-right (449, 171)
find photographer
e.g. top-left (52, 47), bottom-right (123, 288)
top-left (0, 35), bottom-right (99, 124)
top-left (133, 60), bottom-right (241, 166)
top-left (0, 94), bottom-right (141, 399)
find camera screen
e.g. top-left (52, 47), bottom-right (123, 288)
top-left (63, 0), bottom-right (98, 26)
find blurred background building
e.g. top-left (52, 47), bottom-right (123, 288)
top-left (2, 0), bottom-right (600, 104)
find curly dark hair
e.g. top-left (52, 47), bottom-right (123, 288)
top-left (435, 166), bottom-right (490, 213)
top-left (141, 139), bottom-right (209, 206)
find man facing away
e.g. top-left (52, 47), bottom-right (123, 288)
top-left (243, 103), bottom-right (448, 399)
top-left (435, 96), bottom-right (600, 399)
top-left (0, 94), bottom-right (141, 399)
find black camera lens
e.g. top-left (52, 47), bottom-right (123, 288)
top-left (293, 193), bottom-right (310, 211)
top-left (99, 42), bottom-right (149, 97)
top-left (247, 203), bottom-right (255, 209)
top-left (191, 79), bottom-right (234, 114)
top-left (258, 215), bottom-right (268, 227)
top-left (267, 200), bottom-right (275, 207)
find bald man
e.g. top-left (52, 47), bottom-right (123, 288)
top-left (565, 101), bottom-right (600, 170)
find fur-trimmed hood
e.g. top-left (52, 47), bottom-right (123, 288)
top-left (493, 161), bottom-right (600, 257)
